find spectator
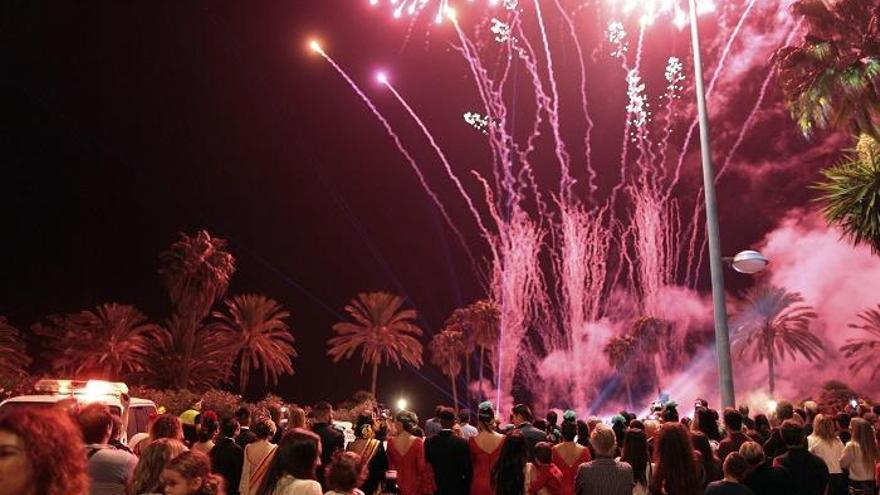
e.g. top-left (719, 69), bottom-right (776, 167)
top-left (162, 450), bottom-right (224, 495)
top-left (718, 409), bottom-right (749, 462)
top-left (241, 418), bottom-right (278, 495)
top-left (545, 411), bottom-right (562, 444)
top-left (692, 431), bottom-right (723, 487)
top-left (802, 402), bottom-right (819, 438)
top-left (751, 415), bottom-right (771, 445)
top-left (77, 403), bottom-right (139, 495)
top-left (835, 413), bottom-right (852, 445)
top-left (552, 411), bottom-right (592, 495)
top-left (528, 442), bottom-right (562, 495)
top-left (470, 401), bottom-right (506, 495)
top-left (288, 407), bottom-right (307, 431)
top-left (129, 438), bottom-right (188, 495)
top-left (151, 414), bottom-right (185, 443)
top-left (236, 407), bottom-right (258, 449)
top-left (620, 428), bottom-right (650, 495)
top-left (763, 401), bottom-right (796, 459)
top-left (840, 418), bottom-right (879, 495)
top-left (310, 402), bottom-right (344, 489)
top-left (325, 451), bottom-right (366, 495)
top-left (0, 408), bottom-right (89, 495)
top-left (772, 420), bottom-right (829, 495)
top-left (694, 408), bottom-right (722, 444)
top-left (807, 414), bottom-right (846, 495)
top-left (459, 410), bottom-right (479, 440)
top-left (704, 453), bottom-right (755, 495)
top-left (425, 407), bottom-right (444, 439)
top-left (110, 414), bottom-right (133, 454)
top-left (649, 423), bottom-right (702, 495)
top-left (210, 418), bottom-right (244, 495)
top-left (492, 431), bottom-right (528, 495)
top-left (387, 410), bottom-right (433, 495)
top-left (346, 413), bottom-right (387, 495)
top-left (425, 407), bottom-right (473, 495)
top-left (256, 429), bottom-right (323, 495)
top-left (267, 405), bottom-right (285, 444)
top-left (511, 404), bottom-right (548, 461)
top-left (575, 420), bottom-right (591, 452)
top-left (739, 441), bottom-right (793, 495)
top-left (193, 411), bottom-right (220, 454)
top-left (574, 425), bottom-right (634, 495)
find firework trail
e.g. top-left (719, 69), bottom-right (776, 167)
top-left (312, 44), bottom-right (478, 266)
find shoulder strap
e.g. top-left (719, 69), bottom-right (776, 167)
top-left (86, 446), bottom-right (102, 459)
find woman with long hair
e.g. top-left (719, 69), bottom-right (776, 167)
top-left (690, 431), bottom-right (722, 487)
top-left (649, 423), bottom-right (701, 495)
top-left (840, 418), bottom-right (879, 495)
top-left (386, 411), bottom-right (433, 495)
top-left (162, 450), bottom-right (226, 495)
top-left (241, 418), bottom-right (279, 495)
top-left (255, 429), bottom-right (322, 495)
top-left (128, 438), bottom-right (188, 495)
top-left (346, 413), bottom-right (387, 495)
top-left (0, 408), bottom-right (89, 495)
top-left (807, 414), bottom-right (846, 495)
top-left (693, 409), bottom-right (721, 444)
top-left (551, 411), bottom-right (591, 495)
top-left (620, 428), bottom-right (651, 495)
top-left (491, 431), bottom-right (527, 495)
top-left (470, 401), bottom-right (506, 495)
top-left (192, 411), bottom-right (220, 454)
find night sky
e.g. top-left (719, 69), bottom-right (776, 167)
top-left (3, 1), bottom-right (840, 414)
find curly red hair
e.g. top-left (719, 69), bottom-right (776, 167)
top-left (0, 408), bottom-right (89, 495)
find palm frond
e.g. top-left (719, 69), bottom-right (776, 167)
top-left (840, 304), bottom-right (880, 379)
top-left (0, 317), bottom-right (30, 378)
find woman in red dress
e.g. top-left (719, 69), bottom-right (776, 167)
top-left (551, 411), bottom-right (592, 495)
top-left (470, 401), bottom-right (506, 495)
top-left (387, 411), bottom-right (434, 495)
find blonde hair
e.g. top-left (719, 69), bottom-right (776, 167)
top-left (289, 407), bottom-right (307, 430)
top-left (812, 414), bottom-right (836, 443)
top-left (590, 425), bottom-right (616, 456)
top-left (164, 450), bottom-right (224, 495)
top-left (850, 418), bottom-right (880, 470)
top-left (128, 438), bottom-right (188, 495)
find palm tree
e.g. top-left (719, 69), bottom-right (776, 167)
top-left (773, 0), bottom-right (880, 139)
top-left (158, 230), bottom-right (236, 389)
top-left (33, 303), bottom-right (164, 380)
top-left (630, 316), bottom-right (668, 393)
top-left (840, 304), bottom-right (880, 380)
top-left (604, 335), bottom-right (637, 408)
top-left (210, 294), bottom-right (296, 393)
top-left (815, 135), bottom-right (880, 254)
top-left (143, 315), bottom-right (235, 391)
top-left (327, 292), bottom-right (424, 398)
top-left (731, 285), bottom-right (823, 395)
top-left (465, 300), bottom-right (500, 400)
top-left (430, 329), bottom-right (467, 412)
top-left (0, 317), bottom-right (30, 378)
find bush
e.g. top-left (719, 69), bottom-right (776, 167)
top-left (201, 389), bottom-right (243, 419)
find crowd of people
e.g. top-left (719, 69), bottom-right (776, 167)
top-left (1, 395), bottom-right (879, 495)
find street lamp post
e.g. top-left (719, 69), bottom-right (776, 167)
top-left (688, 0), bottom-right (735, 408)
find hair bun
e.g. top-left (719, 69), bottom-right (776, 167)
top-left (562, 410), bottom-right (577, 423)
top-left (477, 401), bottom-right (495, 422)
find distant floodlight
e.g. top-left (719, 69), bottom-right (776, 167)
top-left (766, 400), bottom-right (777, 413)
top-left (396, 397), bottom-right (408, 411)
top-left (731, 250), bottom-right (769, 274)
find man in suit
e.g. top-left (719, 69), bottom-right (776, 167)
top-left (740, 441), bottom-right (795, 495)
top-left (511, 403), bottom-right (547, 461)
top-left (575, 426), bottom-right (634, 495)
top-left (312, 401), bottom-right (345, 489)
top-left (773, 420), bottom-right (829, 495)
top-left (425, 407), bottom-right (473, 495)
top-left (234, 406), bottom-right (257, 448)
top-left (210, 418), bottom-right (244, 495)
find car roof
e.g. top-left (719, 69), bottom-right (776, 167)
top-left (1, 395), bottom-right (155, 408)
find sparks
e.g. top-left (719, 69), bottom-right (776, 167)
top-left (308, 40), bottom-right (323, 54)
top-left (490, 18), bottom-right (511, 43)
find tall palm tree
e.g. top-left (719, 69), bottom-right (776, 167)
top-left (158, 230), bottom-right (235, 389)
top-left (630, 316), bottom-right (668, 393)
top-left (466, 300), bottom-right (500, 400)
top-left (33, 303), bottom-right (164, 380)
top-left (840, 304), bottom-right (880, 380)
top-left (143, 315), bottom-right (235, 391)
top-left (773, 0), bottom-right (880, 139)
top-left (0, 317), bottom-right (30, 378)
top-left (815, 135), bottom-right (880, 254)
top-left (210, 294), bottom-right (296, 393)
top-left (430, 329), bottom-right (467, 412)
top-left (327, 292), bottom-right (424, 398)
top-left (604, 335), bottom-right (637, 408)
top-left (731, 285), bottom-right (823, 395)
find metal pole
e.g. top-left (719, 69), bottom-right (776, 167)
top-left (689, 0), bottom-right (735, 408)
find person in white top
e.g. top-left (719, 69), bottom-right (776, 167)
top-left (323, 451), bottom-right (366, 495)
top-left (839, 418), bottom-right (879, 495)
top-left (259, 429), bottom-right (323, 495)
top-left (241, 418), bottom-right (278, 495)
top-left (807, 414), bottom-right (846, 495)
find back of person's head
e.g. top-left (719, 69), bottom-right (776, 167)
top-left (812, 414), bottom-right (836, 442)
top-left (326, 451), bottom-right (364, 493)
top-left (110, 413), bottom-right (125, 442)
top-left (739, 441), bottom-right (765, 467)
top-left (776, 400), bottom-right (794, 421)
top-left (695, 407), bottom-right (721, 441)
top-left (655, 423), bottom-right (701, 495)
top-left (546, 410), bottom-right (558, 426)
top-left (253, 417), bottom-right (277, 440)
top-left (512, 403), bottom-right (533, 422)
top-left (459, 409), bottom-right (472, 426)
top-left (723, 408), bottom-right (743, 432)
top-left (836, 412), bottom-right (852, 430)
top-left (129, 438), bottom-right (188, 495)
top-left (434, 405), bottom-right (444, 418)
top-left (738, 404), bottom-right (750, 418)
top-left (576, 420), bottom-right (590, 446)
top-left (662, 404), bottom-right (680, 423)
top-left (690, 431), bottom-right (718, 466)
top-left (438, 407), bottom-right (457, 430)
top-left (534, 441), bottom-right (553, 464)
top-left (198, 411), bottom-right (219, 443)
top-left (754, 414), bottom-right (770, 431)
top-left (0, 408), bottom-right (89, 495)
top-left (803, 401), bottom-right (819, 420)
top-left (780, 420), bottom-right (804, 447)
top-left (354, 413), bottom-right (375, 439)
top-left (288, 406), bottom-right (307, 430)
top-left (77, 403), bottom-right (113, 445)
top-left (267, 404), bottom-right (282, 423)
top-left (560, 411), bottom-right (578, 441)
top-left (621, 428), bottom-right (649, 485)
top-left (258, 429), bottom-right (321, 495)
top-left (220, 418), bottom-right (239, 439)
top-left (722, 452), bottom-right (751, 482)
top-left (163, 450), bottom-right (222, 495)
top-left (235, 406), bottom-right (252, 426)
top-left (590, 425), bottom-right (617, 457)
top-left (492, 431), bottom-right (526, 495)
top-left (151, 413), bottom-right (183, 441)
top-left (395, 410), bottom-right (419, 435)
top-left (313, 401), bottom-right (332, 422)
top-left (533, 419), bottom-right (548, 432)
top-left (850, 417), bottom-right (880, 467)
top-left (477, 401), bottom-right (496, 431)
